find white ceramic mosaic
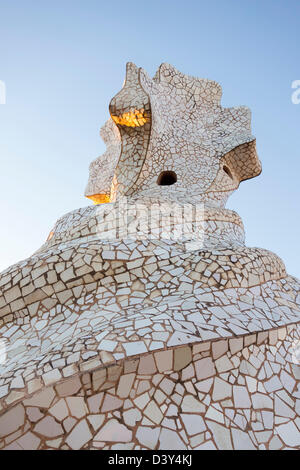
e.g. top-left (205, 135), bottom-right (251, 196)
top-left (0, 63), bottom-right (299, 450)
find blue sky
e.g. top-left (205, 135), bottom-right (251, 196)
top-left (0, 0), bottom-right (299, 278)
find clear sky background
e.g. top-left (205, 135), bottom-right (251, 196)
top-left (0, 0), bottom-right (299, 278)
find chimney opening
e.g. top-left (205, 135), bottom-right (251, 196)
top-left (223, 165), bottom-right (233, 180)
top-left (157, 170), bottom-right (177, 186)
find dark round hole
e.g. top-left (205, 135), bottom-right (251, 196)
top-left (223, 165), bottom-right (233, 179)
top-left (157, 170), bottom-right (177, 186)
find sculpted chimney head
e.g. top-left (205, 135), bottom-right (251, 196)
top-left (85, 62), bottom-right (261, 207)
